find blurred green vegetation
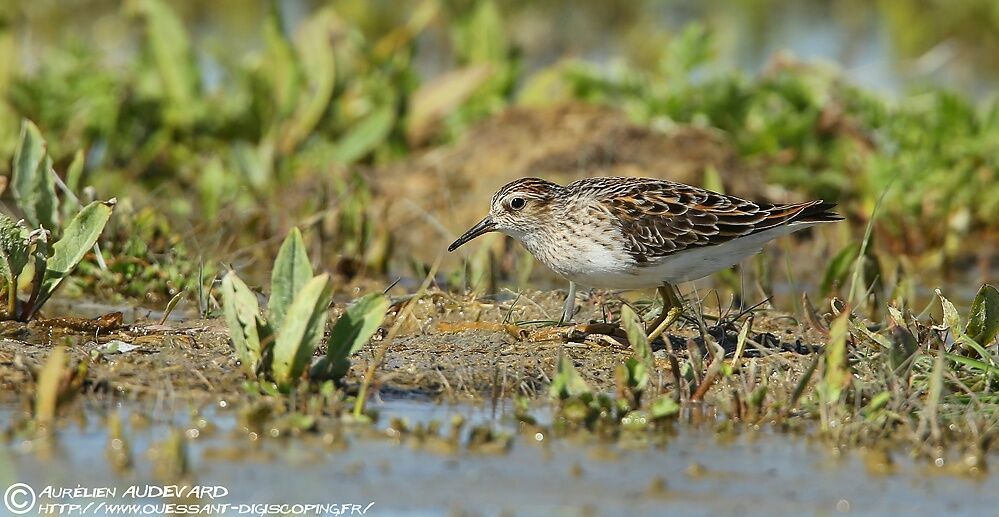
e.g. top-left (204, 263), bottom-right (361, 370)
top-left (1, 0), bottom-right (998, 305)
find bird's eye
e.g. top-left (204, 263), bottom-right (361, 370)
top-left (509, 197), bottom-right (526, 210)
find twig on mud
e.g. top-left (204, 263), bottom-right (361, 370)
top-left (522, 323), bottom-right (624, 343)
top-left (435, 367), bottom-right (455, 400)
top-left (353, 253), bottom-right (443, 418)
top-left (500, 288), bottom-right (553, 321)
top-left (191, 366), bottom-right (216, 392)
top-left (158, 290), bottom-right (186, 325)
top-left (692, 339), bottom-right (726, 402)
top-left (436, 320), bottom-right (520, 336)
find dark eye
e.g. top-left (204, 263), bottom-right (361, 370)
top-left (509, 197), bottom-right (526, 210)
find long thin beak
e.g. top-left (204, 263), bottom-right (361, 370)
top-left (448, 216), bottom-right (497, 252)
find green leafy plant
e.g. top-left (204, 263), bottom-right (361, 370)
top-left (221, 227), bottom-right (390, 392)
top-left (938, 288), bottom-right (999, 372)
top-left (965, 284), bottom-right (999, 347)
top-left (550, 327), bottom-right (680, 434)
top-left (1, 120), bottom-right (115, 321)
top-left (817, 311), bottom-right (851, 430)
top-left (549, 353), bottom-right (591, 401)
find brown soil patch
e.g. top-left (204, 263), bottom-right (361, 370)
top-left (0, 291), bottom-right (823, 408)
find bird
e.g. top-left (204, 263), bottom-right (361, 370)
top-left (447, 176), bottom-right (843, 326)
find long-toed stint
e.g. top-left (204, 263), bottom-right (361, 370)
top-left (448, 177), bottom-right (843, 327)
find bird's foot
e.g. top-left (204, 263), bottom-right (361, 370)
top-left (645, 284), bottom-right (685, 336)
top-left (646, 306), bottom-right (683, 340)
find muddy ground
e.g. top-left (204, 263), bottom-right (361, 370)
top-left (0, 288), bottom-right (822, 410)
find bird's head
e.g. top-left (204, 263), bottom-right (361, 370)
top-left (448, 178), bottom-right (563, 251)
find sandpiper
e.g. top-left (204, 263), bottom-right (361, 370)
top-left (448, 177), bottom-right (843, 324)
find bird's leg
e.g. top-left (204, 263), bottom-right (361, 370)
top-left (646, 283), bottom-right (683, 333)
top-left (559, 281), bottom-right (577, 326)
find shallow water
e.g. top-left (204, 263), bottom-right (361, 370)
top-left (3, 400), bottom-right (997, 516)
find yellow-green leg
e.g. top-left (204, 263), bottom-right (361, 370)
top-left (646, 283), bottom-right (682, 333)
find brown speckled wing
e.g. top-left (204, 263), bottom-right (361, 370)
top-left (569, 178), bottom-right (839, 263)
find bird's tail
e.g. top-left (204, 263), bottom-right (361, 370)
top-left (792, 201), bottom-right (844, 224)
top-left (757, 200), bottom-right (843, 232)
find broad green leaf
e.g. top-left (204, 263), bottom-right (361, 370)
top-left (231, 141), bottom-right (273, 191)
top-left (268, 228), bottom-right (313, 330)
top-left (309, 355), bottom-right (351, 383)
top-left (650, 396), bottom-right (680, 419)
top-left (310, 294), bottom-right (388, 383)
top-left (197, 156), bottom-right (228, 220)
top-left (623, 357), bottom-right (649, 392)
top-left (326, 292), bottom-right (390, 362)
top-left (331, 106), bottom-right (395, 165)
top-left (966, 284), bottom-right (999, 346)
top-left (938, 289), bottom-right (962, 331)
top-left (849, 319), bottom-right (891, 349)
top-left (620, 304), bottom-right (652, 365)
top-left (272, 273), bottom-right (334, 390)
top-left (549, 353), bottom-right (590, 400)
top-left (372, 0), bottom-right (439, 59)
top-left (939, 289), bottom-right (998, 364)
top-left (65, 149), bottom-right (85, 195)
top-left (61, 150), bottom-right (86, 221)
top-left (279, 7), bottom-right (338, 153)
top-left (820, 243), bottom-right (858, 296)
top-left (21, 229), bottom-right (48, 321)
top-left (222, 271), bottom-right (260, 376)
top-left (130, 0), bottom-right (198, 127)
top-left (888, 325), bottom-right (918, 372)
top-left (452, 0), bottom-right (506, 64)
top-left (663, 23), bottom-right (712, 80)
top-left (261, 4), bottom-right (300, 120)
top-left (406, 64), bottom-right (493, 145)
top-left (12, 119), bottom-right (59, 231)
top-left (0, 214), bottom-right (28, 289)
top-left (887, 305), bottom-right (906, 327)
top-left (33, 200), bottom-right (114, 313)
top-left (221, 271), bottom-right (262, 374)
top-left (863, 391), bottom-right (891, 418)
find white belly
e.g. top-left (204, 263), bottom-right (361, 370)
top-left (548, 223), bottom-right (818, 289)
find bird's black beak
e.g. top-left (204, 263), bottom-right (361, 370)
top-left (448, 216), bottom-right (497, 252)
